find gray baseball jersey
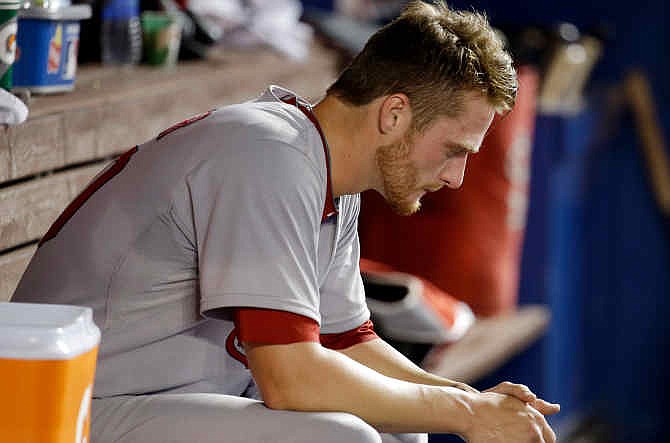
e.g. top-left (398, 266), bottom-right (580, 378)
top-left (13, 85), bottom-right (370, 398)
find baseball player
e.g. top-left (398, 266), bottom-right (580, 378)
top-left (12, 2), bottom-right (559, 442)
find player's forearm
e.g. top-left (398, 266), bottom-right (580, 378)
top-left (338, 338), bottom-right (473, 390)
top-left (245, 342), bottom-right (475, 434)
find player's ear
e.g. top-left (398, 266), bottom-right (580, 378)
top-left (378, 93), bottom-right (412, 137)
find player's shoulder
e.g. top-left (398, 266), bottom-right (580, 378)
top-left (212, 87), bottom-right (326, 169)
top-left (216, 88), bottom-right (309, 138)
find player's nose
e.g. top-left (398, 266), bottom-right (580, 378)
top-left (440, 153), bottom-right (468, 189)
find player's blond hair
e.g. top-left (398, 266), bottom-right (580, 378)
top-left (327, 0), bottom-right (517, 131)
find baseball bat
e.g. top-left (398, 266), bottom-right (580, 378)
top-left (624, 70), bottom-right (670, 219)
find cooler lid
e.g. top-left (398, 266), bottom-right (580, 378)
top-left (0, 302), bottom-right (100, 360)
top-left (18, 4), bottom-right (91, 20)
top-left (18, 1), bottom-right (71, 9)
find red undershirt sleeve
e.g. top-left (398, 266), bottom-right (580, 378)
top-left (234, 308), bottom-right (320, 344)
top-left (320, 320), bottom-right (378, 349)
top-left (233, 308), bottom-right (378, 348)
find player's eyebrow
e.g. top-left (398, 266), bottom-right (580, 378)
top-left (447, 142), bottom-right (479, 155)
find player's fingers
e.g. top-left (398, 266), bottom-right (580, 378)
top-left (531, 398), bottom-right (561, 416)
top-left (485, 381), bottom-right (537, 403)
top-left (529, 406), bottom-right (556, 443)
top-left (539, 418), bottom-right (557, 443)
top-left (451, 381), bottom-right (479, 393)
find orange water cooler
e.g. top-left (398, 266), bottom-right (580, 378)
top-left (0, 302), bottom-right (100, 443)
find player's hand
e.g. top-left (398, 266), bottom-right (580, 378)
top-left (484, 382), bottom-right (560, 416)
top-left (462, 392), bottom-right (557, 443)
top-left (446, 380), bottom-right (479, 394)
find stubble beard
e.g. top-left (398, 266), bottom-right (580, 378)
top-left (375, 135), bottom-right (421, 216)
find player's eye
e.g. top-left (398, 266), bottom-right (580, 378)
top-left (444, 147), bottom-right (462, 159)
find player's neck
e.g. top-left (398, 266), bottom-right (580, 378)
top-left (312, 95), bottom-right (379, 197)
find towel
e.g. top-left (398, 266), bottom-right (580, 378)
top-left (361, 258), bottom-right (474, 344)
top-left (0, 89), bottom-right (28, 126)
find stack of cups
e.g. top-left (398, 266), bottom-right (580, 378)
top-left (0, 0), bottom-right (19, 89)
top-left (141, 11), bottom-right (182, 68)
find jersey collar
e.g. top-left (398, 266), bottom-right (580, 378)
top-left (278, 92), bottom-right (337, 223)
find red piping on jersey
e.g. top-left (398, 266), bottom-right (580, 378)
top-left (156, 111), bottom-right (213, 141)
top-left (280, 96), bottom-right (337, 222)
top-left (39, 146), bottom-right (139, 247)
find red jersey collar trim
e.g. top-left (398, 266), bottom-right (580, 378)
top-left (280, 95), bottom-right (337, 223)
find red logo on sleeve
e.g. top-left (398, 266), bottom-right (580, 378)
top-left (225, 328), bottom-right (249, 368)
